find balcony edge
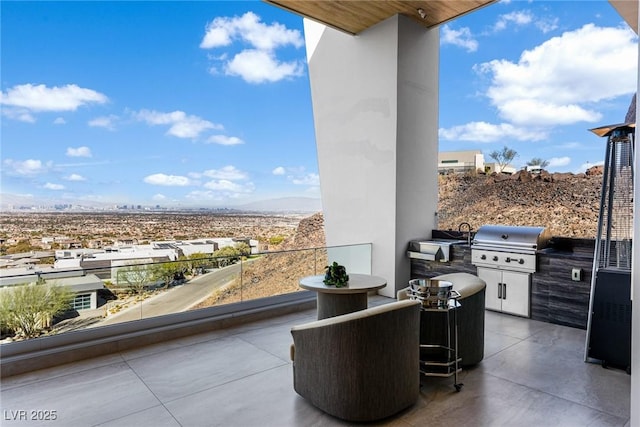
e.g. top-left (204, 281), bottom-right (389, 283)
top-left (0, 291), bottom-right (316, 378)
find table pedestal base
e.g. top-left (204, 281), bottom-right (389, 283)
top-left (317, 292), bottom-right (368, 319)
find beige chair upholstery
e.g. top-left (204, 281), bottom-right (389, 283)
top-left (290, 299), bottom-right (421, 422)
top-left (399, 272), bottom-right (486, 366)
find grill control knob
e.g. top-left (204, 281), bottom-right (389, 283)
top-left (505, 257), bottom-right (511, 263)
top-left (480, 254), bottom-right (486, 260)
top-left (492, 256), bottom-right (498, 261)
top-left (519, 259), bottom-right (525, 264)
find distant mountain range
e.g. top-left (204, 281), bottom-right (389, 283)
top-left (0, 193), bottom-right (322, 214)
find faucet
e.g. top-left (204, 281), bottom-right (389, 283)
top-left (458, 222), bottom-right (473, 246)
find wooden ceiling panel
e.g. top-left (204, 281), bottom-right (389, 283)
top-left (609, 0), bottom-right (638, 34)
top-left (264, 0), bottom-right (496, 35)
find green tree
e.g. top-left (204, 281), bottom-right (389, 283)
top-left (527, 157), bottom-right (549, 168)
top-left (489, 146), bottom-right (518, 173)
top-left (153, 261), bottom-right (184, 288)
top-left (0, 281), bottom-right (74, 338)
top-left (214, 246), bottom-right (241, 267)
top-left (116, 262), bottom-right (157, 294)
top-left (187, 252), bottom-right (209, 275)
top-left (234, 242), bottom-right (251, 257)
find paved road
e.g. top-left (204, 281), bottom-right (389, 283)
top-left (97, 263), bottom-right (242, 326)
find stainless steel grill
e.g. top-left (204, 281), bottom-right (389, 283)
top-left (471, 224), bottom-right (551, 317)
top-left (471, 225), bottom-right (551, 274)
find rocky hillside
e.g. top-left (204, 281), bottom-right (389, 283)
top-left (282, 212), bottom-right (326, 250)
top-left (437, 169), bottom-right (603, 238)
top-left (286, 170), bottom-right (604, 241)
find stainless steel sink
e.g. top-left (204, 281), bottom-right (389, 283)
top-left (407, 239), bottom-right (466, 262)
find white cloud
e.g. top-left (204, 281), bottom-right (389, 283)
top-left (1, 108), bottom-right (35, 123)
top-left (202, 165), bottom-right (248, 180)
top-left (152, 193), bottom-right (167, 201)
top-left (44, 182), bottom-right (65, 190)
top-left (89, 115), bottom-right (118, 130)
top-left (272, 166), bottom-right (285, 175)
top-left (203, 179), bottom-right (253, 193)
top-left (53, 117), bottom-right (66, 125)
top-left (493, 10), bottom-right (557, 34)
top-left (439, 121), bottom-right (547, 142)
top-left (200, 25), bottom-right (232, 49)
top-left (224, 49), bottom-right (304, 84)
top-left (66, 146), bottom-right (92, 157)
top-left (441, 25), bottom-right (478, 52)
top-left (548, 156), bottom-right (571, 167)
top-left (206, 135), bottom-right (244, 145)
top-left (143, 173), bottom-right (192, 186)
top-left (134, 109), bottom-right (222, 139)
top-left (494, 11), bottom-right (533, 32)
top-left (200, 12), bottom-right (305, 84)
top-left (475, 24), bottom-right (638, 127)
top-left (189, 164), bottom-right (256, 198)
top-left (2, 159), bottom-right (50, 176)
top-left (291, 173), bottom-right (320, 186)
top-left (535, 17), bottom-right (559, 34)
top-left (65, 173), bottom-right (86, 181)
top-left (0, 83), bottom-right (107, 112)
top-left (200, 12), bottom-right (303, 51)
top-left (497, 99), bottom-right (601, 126)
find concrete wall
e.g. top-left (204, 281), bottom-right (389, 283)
top-left (304, 15), bottom-right (439, 297)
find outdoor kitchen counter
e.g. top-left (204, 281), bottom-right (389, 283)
top-left (409, 234), bottom-right (595, 330)
top-left (532, 239), bottom-right (595, 329)
top-left (537, 237), bottom-right (595, 259)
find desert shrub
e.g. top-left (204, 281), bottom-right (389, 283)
top-left (0, 282), bottom-right (74, 338)
top-left (269, 235), bottom-right (285, 246)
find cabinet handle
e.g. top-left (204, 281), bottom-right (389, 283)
top-left (503, 283), bottom-right (507, 299)
top-left (498, 283), bottom-right (502, 299)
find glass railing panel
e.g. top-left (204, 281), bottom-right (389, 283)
top-left (0, 243), bottom-right (372, 341)
top-left (326, 243), bottom-right (372, 274)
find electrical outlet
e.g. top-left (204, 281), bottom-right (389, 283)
top-left (571, 268), bottom-right (582, 282)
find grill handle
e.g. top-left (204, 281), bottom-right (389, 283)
top-left (498, 283), bottom-right (503, 299)
top-left (472, 239), bottom-right (537, 249)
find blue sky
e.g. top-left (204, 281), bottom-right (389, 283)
top-left (1, 1), bottom-right (638, 208)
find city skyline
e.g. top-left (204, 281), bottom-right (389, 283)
top-left (1, 1), bottom-right (638, 208)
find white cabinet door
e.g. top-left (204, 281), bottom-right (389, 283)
top-left (501, 270), bottom-right (531, 317)
top-left (477, 267), bottom-right (503, 312)
top-left (477, 267), bottom-right (531, 317)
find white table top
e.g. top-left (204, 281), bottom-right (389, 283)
top-left (299, 273), bottom-right (387, 294)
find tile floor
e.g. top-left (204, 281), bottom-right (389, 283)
top-left (0, 296), bottom-right (631, 427)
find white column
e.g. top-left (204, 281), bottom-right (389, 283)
top-left (305, 15), bottom-right (439, 297)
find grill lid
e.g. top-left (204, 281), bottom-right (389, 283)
top-left (472, 224), bottom-right (551, 251)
